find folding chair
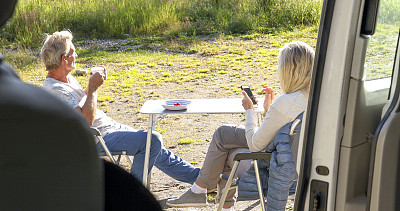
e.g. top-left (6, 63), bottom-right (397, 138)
top-left (217, 116), bottom-right (303, 211)
top-left (91, 128), bottom-right (133, 167)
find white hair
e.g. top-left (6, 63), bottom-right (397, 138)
top-left (40, 30), bottom-right (73, 71)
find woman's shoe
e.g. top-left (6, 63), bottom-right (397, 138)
top-left (166, 189), bottom-right (207, 207)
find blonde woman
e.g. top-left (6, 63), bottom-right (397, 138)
top-left (166, 41), bottom-right (314, 210)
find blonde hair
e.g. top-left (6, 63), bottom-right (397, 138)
top-left (278, 41), bottom-right (315, 94)
top-left (40, 30), bottom-right (73, 71)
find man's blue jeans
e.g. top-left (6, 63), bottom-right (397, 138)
top-left (98, 124), bottom-right (199, 184)
top-left (155, 146), bottom-right (199, 184)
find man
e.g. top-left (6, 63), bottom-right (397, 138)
top-left (40, 30), bottom-right (200, 183)
top-left (0, 1), bottom-right (161, 210)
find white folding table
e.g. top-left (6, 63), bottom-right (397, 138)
top-left (139, 98), bottom-right (264, 186)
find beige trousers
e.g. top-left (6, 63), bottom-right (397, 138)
top-left (197, 124), bottom-right (252, 207)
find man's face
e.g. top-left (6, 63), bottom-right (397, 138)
top-left (64, 44), bottom-right (77, 72)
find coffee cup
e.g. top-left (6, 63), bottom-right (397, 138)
top-left (90, 67), bottom-right (105, 74)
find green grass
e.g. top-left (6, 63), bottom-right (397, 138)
top-left (364, 0), bottom-right (400, 80)
top-left (178, 138), bottom-right (198, 145)
top-left (378, 0), bottom-right (400, 24)
top-left (3, 0), bottom-right (396, 114)
top-left (5, 26), bottom-right (318, 114)
top-left (1, 0), bottom-right (322, 48)
top-left (2, 0), bottom-right (397, 83)
top-left (1, 0), bottom-right (398, 154)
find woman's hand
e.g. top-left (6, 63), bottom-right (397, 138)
top-left (242, 91), bottom-right (255, 110)
top-left (262, 85), bottom-right (275, 115)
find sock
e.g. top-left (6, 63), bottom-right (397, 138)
top-left (191, 182), bottom-right (207, 194)
top-left (222, 207), bottom-right (233, 211)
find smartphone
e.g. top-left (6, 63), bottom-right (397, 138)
top-left (241, 85), bottom-right (257, 104)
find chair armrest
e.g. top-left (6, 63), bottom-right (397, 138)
top-left (233, 152), bottom-right (271, 161)
top-left (90, 127), bottom-right (101, 136)
top-left (289, 118), bottom-right (302, 135)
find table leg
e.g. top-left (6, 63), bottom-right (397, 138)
top-left (143, 114), bottom-right (155, 187)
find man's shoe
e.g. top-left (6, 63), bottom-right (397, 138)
top-left (166, 189), bottom-right (207, 207)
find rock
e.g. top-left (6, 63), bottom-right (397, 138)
top-left (75, 69), bottom-right (87, 76)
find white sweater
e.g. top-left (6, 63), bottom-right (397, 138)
top-left (245, 90), bottom-right (308, 152)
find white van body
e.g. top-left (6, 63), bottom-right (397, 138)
top-left (295, 0), bottom-right (400, 210)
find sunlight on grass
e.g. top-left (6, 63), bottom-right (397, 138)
top-left (207, 194), bottom-right (216, 202)
top-left (8, 26), bottom-right (320, 113)
top-left (178, 138), bottom-right (199, 145)
top-left (365, 23), bottom-right (399, 80)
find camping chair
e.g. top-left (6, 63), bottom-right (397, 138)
top-left (92, 128), bottom-right (154, 188)
top-left (217, 116), bottom-right (303, 211)
top-left (91, 128), bottom-right (133, 167)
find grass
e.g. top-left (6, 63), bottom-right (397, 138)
top-left (364, 0), bottom-right (400, 80)
top-left (178, 138), bottom-right (197, 145)
top-left (2, 0), bottom-right (397, 82)
top-left (0, 0), bottom-right (322, 48)
top-left (4, 26), bottom-right (318, 126)
top-left (377, 0), bottom-right (400, 24)
top-left (364, 23), bottom-right (399, 80)
top-left (1, 0), bottom-right (397, 149)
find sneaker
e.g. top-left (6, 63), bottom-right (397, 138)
top-left (166, 189), bottom-right (207, 207)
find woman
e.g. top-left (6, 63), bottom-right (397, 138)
top-left (166, 41), bottom-right (314, 210)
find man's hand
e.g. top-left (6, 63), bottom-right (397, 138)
top-left (88, 66), bottom-right (107, 93)
top-left (81, 66), bottom-right (107, 125)
top-left (242, 91), bottom-right (255, 111)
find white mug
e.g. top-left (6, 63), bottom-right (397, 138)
top-left (90, 67), bottom-right (105, 74)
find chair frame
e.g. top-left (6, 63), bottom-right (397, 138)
top-left (217, 118), bottom-right (302, 211)
top-left (91, 128), bottom-right (133, 166)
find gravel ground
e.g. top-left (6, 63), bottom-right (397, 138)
top-left (86, 37), bottom-right (298, 211)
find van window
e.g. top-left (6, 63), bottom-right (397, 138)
top-left (364, 0), bottom-right (399, 81)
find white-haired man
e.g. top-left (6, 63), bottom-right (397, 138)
top-left (41, 31), bottom-right (200, 183)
